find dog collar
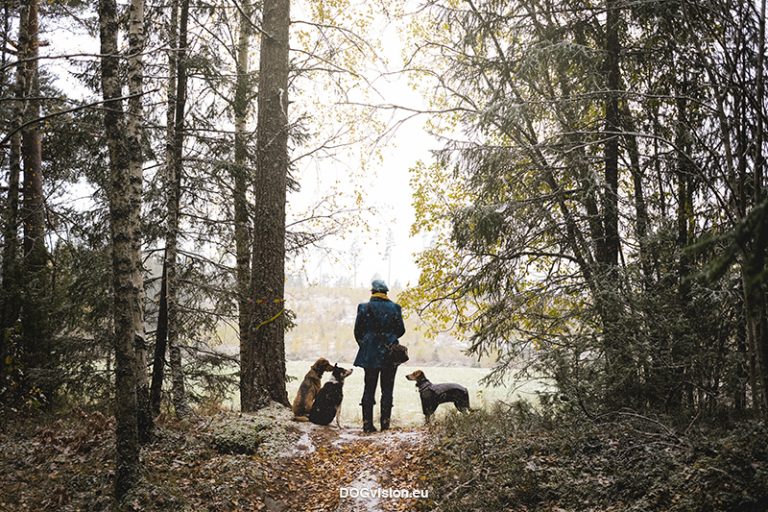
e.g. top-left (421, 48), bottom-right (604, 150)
top-left (417, 380), bottom-right (432, 392)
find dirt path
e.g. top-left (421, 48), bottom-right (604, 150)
top-left (261, 424), bottom-right (431, 512)
top-left (0, 407), bottom-right (434, 511)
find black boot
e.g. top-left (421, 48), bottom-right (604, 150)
top-left (380, 406), bottom-right (392, 431)
top-left (362, 404), bottom-right (377, 433)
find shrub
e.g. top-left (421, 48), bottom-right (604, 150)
top-left (420, 403), bottom-right (768, 512)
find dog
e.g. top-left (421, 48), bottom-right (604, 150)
top-left (292, 357), bottom-right (335, 421)
top-left (309, 364), bottom-right (353, 428)
top-left (406, 369), bottom-right (470, 424)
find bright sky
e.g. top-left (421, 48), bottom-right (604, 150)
top-left (280, 3), bottom-right (440, 290)
top-left (292, 102), bottom-right (437, 290)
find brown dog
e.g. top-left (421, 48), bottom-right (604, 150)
top-left (292, 358), bottom-right (334, 421)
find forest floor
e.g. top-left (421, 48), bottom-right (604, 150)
top-left (6, 402), bottom-right (768, 511)
top-left (0, 403), bottom-right (434, 512)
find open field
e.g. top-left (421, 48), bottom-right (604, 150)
top-left (226, 361), bottom-right (550, 427)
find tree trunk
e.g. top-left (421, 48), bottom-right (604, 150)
top-left (166, 0), bottom-right (190, 418)
top-left (675, 81), bottom-right (692, 288)
top-left (603, 0), bottom-right (620, 271)
top-left (672, 79), bottom-right (695, 410)
top-left (99, 0), bottom-right (140, 499)
top-left (1, 51), bottom-right (23, 389)
top-left (756, 0), bottom-right (766, 207)
top-left (233, 0), bottom-right (254, 408)
top-left (735, 308), bottom-right (748, 411)
top-left (149, 258), bottom-right (168, 416)
top-left (0, 135), bottom-right (21, 388)
top-left (620, 104), bottom-right (652, 286)
top-left (243, 0), bottom-right (291, 411)
top-left (150, 0), bottom-right (179, 417)
top-left (748, 0), bottom-right (768, 416)
top-left (744, 226), bottom-right (768, 414)
top-left (126, 0), bottom-right (153, 442)
top-left (19, 0), bottom-right (53, 402)
top-left (601, 0), bottom-right (628, 406)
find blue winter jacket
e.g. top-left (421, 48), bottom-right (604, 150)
top-left (353, 296), bottom-right (406, 368)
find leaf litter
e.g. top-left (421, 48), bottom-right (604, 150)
top-left (0, 405), bottom-right (433, 511)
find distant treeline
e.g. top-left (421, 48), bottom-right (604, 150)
top-left (218, 287), bottom-right (488, 368)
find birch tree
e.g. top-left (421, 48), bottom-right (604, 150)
top-left (234, 0), bottom-right (255, 412)
top-left (99, 0), bottom-right (148, 497)
top-left (127, 0), bottom-right (153, 440)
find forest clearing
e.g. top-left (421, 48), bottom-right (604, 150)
top-left (3, 0), bottom-right (768, 510)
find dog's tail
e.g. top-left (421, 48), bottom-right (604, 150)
top-left (293, 415), bottom-right (310, 422)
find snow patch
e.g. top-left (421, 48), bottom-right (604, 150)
top-left (332, 430), bottom-right (367, 447)
top-left (288, 432), bottom-right (316, 456)
top-left (376, 430), bottom-right (424, 446)
top-left (336, 469), bottom-right (382, 512)
top-left (331, 428), bottom-right (425, 448)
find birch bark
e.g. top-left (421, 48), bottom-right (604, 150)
top-left (99, 0), bottom-right (141, 497)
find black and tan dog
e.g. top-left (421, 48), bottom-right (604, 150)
top-left (309, 364), bottom-right (353, 428)
top-left (406, 369), bottom-right (470, 424)
top-left (292, 357), bottom-right (335, 421)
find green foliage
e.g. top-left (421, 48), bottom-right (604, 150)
top-left (50, 237), bottom-right (114, 405)
top-left (402, 0), bottom-right (766, 417)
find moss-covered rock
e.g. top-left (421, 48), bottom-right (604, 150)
top-left (208, 402), bottom-right (301, 456)
top-left (211, 420), bottom-right (266, 455)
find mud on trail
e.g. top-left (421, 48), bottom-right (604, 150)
top-left (263, 424), bottom-right (431, 512)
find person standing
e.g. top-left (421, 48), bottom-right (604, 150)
top-left (353, 279), bottom-right (406, 433)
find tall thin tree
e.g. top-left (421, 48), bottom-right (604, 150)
top-left (19, 0), bottom-right (52, 401)
top-left (601, 0), bottom-right (627, 404)
top-left (150, 0), bottom-right (179, 417)
top-left (746, 0), bottom-right (768, 414)
top-left (98, 0), bottom-right (146, 497)
top-left (165, 0), bottom-right (191, 418)
top-left (126, 0), bottom-right (153, 441)
top-left (0, 25), bottom-right (23, 390)
top-left (234, 0), bottom-right (256, 410)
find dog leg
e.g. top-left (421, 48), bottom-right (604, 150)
top-left (335, 406), bottom-right (342, 429)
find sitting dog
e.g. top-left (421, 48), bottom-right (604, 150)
top-left (309, 364), bottom-right (353, 428)
top-left (292, 357), bottom-right (335, 421)
top-left (406, 369), bottom-right (470, 424)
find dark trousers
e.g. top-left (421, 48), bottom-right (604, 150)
top-left (362, 363), bottom-right (397, 409)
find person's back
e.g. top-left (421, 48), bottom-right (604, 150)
top-left (353, 279), bottom-right (405, 432)
top-left (354, 294), bottom-right (404, 368)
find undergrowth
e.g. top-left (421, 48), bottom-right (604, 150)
top-left (418, 401), bottom-right (768, 512)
